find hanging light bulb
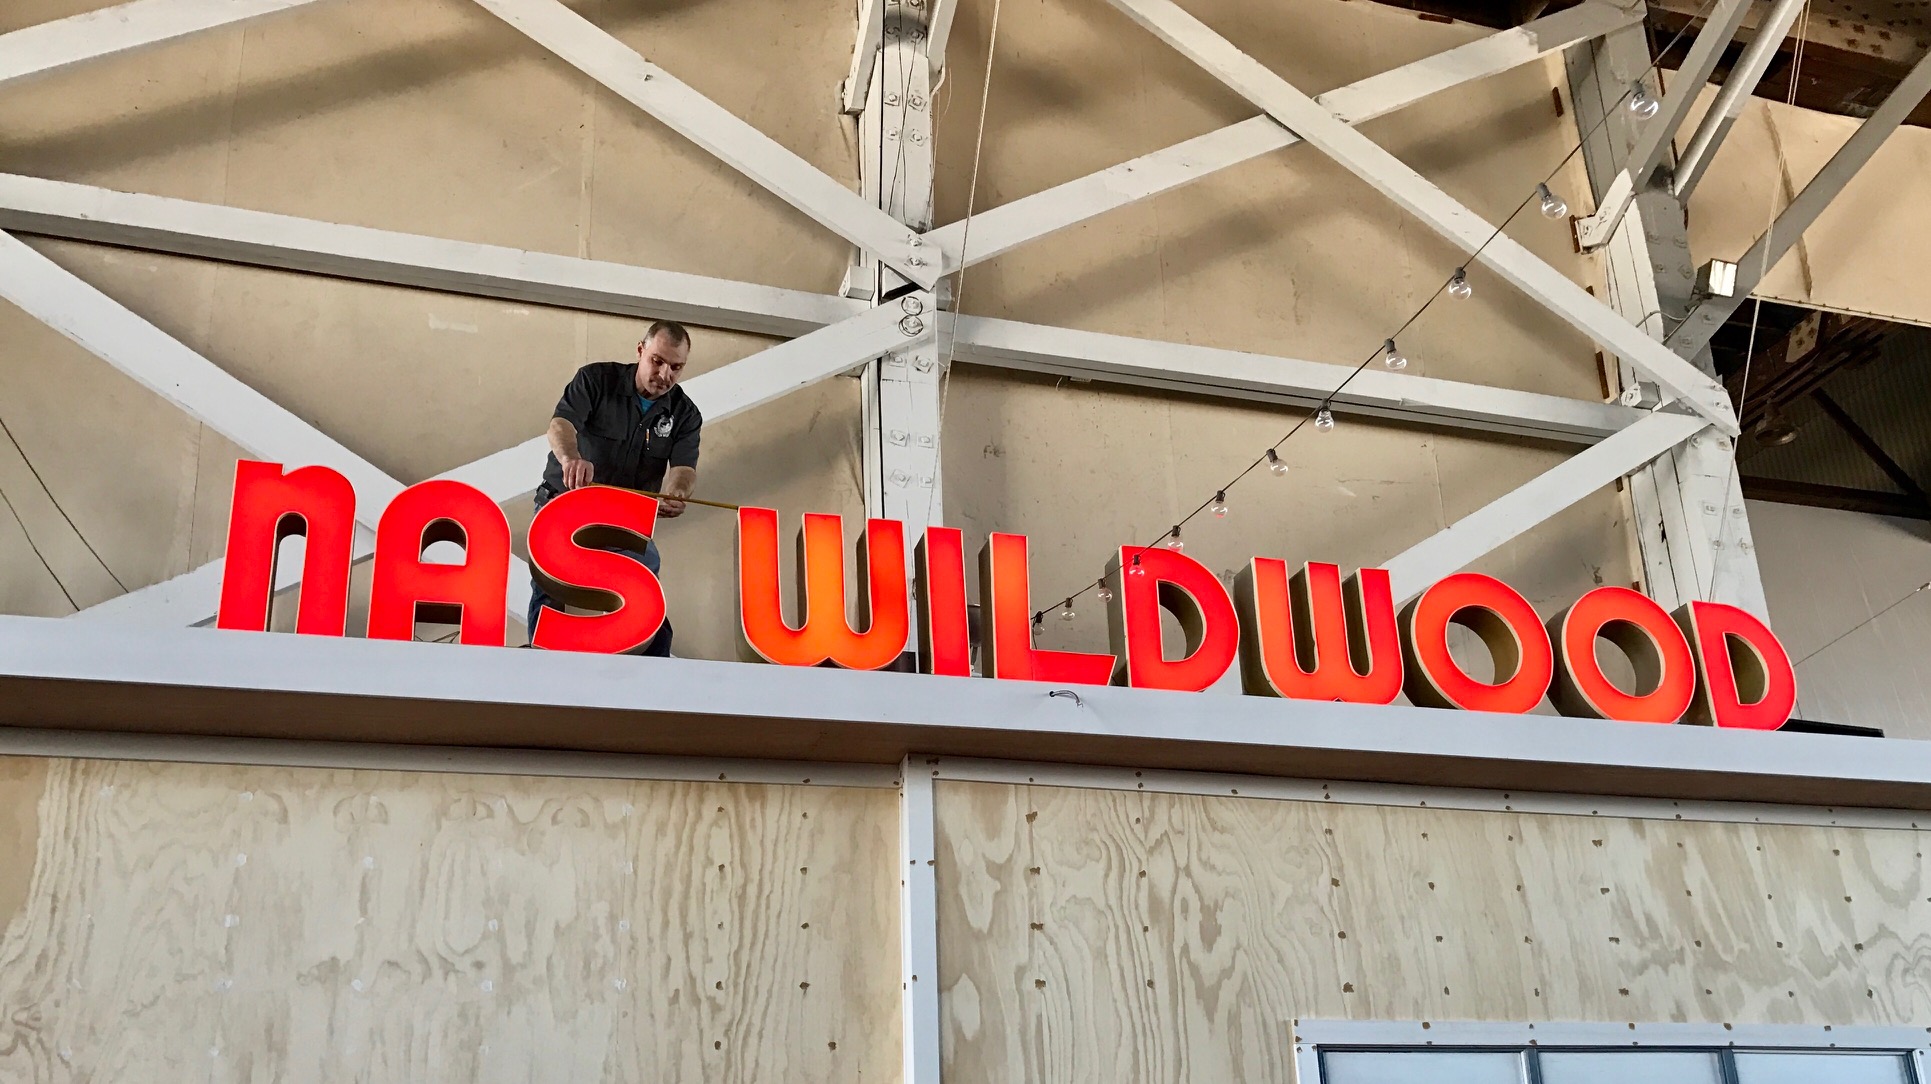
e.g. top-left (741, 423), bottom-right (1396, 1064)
top-left (1627, 83), bottom-right (1659, 119)
top-left (1127, 555), bottom-right (1147, 577)
top-left (1536, 182), bottom-right (1569, 220)
top-left (1754, 404), bottom-right (1799, 447)
top-left (1447, 267), bottom-right (1473, 300)
top-left (1210, 490), bottom-right (1230, 518)
top-left (1381, 338), bottom-right (1408, 371)
top-left (1164, 527), bottom-right (1185, 551)
top-left (1059, 598), bottom-right (1076, 622)
top-left (1097, 583), bottom-right (1115, 602)
top-left (1266, 448), bottom-right (1289, 476)
top-left (1314, 407), bottom-right (1336, 432)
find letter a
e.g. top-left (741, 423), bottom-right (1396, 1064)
top-left (366, 480), bottom-right (511, 646)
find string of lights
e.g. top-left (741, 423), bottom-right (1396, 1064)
top-left (1029, 5), bottom-right (1724, 628)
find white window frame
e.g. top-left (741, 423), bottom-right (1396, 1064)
top-left (1293, 1020), bottom-right (1931, 1084)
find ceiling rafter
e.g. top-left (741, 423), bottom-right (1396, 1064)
top-left (922, 0), bottom-right (1639, 270)
top-left (0, 0), bottom-right (326, 88)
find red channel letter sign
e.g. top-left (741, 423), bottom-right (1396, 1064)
top-left (215, 461), bottom-right (1798, 729)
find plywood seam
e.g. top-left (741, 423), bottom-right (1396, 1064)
top-left (0, 726), bottom-right (900, 789)
top-left (928, 755), bottom-right (1930, 832)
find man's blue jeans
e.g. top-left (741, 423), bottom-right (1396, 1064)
top-left (526, 536), bottom-right (673, 657)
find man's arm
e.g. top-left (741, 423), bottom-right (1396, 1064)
top-left (659, 465), bottom-right (696, 518)
top-left (548, 417), bottom-right (594, 489)
top-left (661, 402), bottom-right (702, 518)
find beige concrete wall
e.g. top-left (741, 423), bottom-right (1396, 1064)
top-left (0, 0), bottom-right (864, 657)
top-left (1750, 498), bottom-right (1931, 740)
top-left (0, 0), bottom-right (1634, 665)
top-left (934, 0), bottom-right (1632, 664)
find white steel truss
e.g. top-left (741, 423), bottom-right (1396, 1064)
top-left (1572, 0), bottom-right (1753, 249)
top-left (467, 0), bottom-right (943, 290)
top-left (0, 0), bottom-right (1914, 630)
top-left (1102, 0), bottom-right (1737, 433)
top-left (80, 300), bottom-right (937, 626)
top-left (0, 0), bottom-right (327, 88)
top-left (922, 0), bottom-right (1641, 270)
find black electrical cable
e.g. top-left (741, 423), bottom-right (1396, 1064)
top-left (0, 410), bottom-right (128, 593)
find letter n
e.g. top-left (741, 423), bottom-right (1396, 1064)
top-left (216, 460), bottom-right (355, 636)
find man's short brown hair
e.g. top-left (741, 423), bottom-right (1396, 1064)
top-left (643, 320), bottom-right (691, 350)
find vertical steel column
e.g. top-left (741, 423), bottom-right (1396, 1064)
top-left (1566, 24), bottom-right (1768, 615)
top-left (855, 0), bottom-right (945, 542)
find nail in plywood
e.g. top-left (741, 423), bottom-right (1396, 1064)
top-left (0, 758), bottom-right (899, 1082)
top-left (935, 780), bottom-right (1931, 1082)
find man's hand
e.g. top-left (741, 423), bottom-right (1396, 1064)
top-left (660, 464), bottom-right (697, 518)
top-left (549, 419), bottom-right (594, 489)
top-left (560, 455), bottom-right (595, 490)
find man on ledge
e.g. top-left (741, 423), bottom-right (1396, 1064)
top-left (528, 321), bottom-right (703, 655)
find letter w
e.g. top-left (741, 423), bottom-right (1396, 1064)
top-left (736, 508), bottom-right (908, 670)
top-left (1235, 560), bottom-right (1403, 704)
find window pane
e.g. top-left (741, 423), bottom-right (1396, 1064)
top-left (1322, 1051), bottom-right (1526, 1084)
top-left (1735, 1052), bottom-right (1913, 1084)
top-left (1540, 1051), bottom-right (1724, 1084)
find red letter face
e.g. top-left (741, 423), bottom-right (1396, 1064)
top-left (916, 527), bottom-right (971, 677)
top-left (526, 486), bottom-right (665, 654)
top-left (216, 460), bottom-right (355, 636)
top-left (366, 480), bottom-right (511, 646)
top-left (1107, 546), bottom-right (1238, 692)
top-left (736, 508), bottom-right (909, 670)
top-left (1400, 572), bottom-right (1553, 714)
top-left (1673, 601), bottom-right (1797, 730)
top-left (1548, 586), bottom-right (1696, 723)
top-left (1235, 560), bottom-right (1402, 704)
top-left (978, 533), bottom-right (1114, 685)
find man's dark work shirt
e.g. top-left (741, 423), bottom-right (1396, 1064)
top-left (540, 362), bottom-right (702, 498)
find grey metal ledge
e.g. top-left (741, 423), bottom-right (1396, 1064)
top-left (2, 615), bottom-right (1928, 810)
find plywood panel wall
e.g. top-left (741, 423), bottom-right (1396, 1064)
top-left (0, 757), bottom-right (899, 1083)
top-left (937, 780), bottom-right (1931, 1083)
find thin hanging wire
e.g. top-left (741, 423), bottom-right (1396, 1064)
top-left (917, 0), bottom-right (1006, 532)
top-left (1029, 0), bottom-right (1727, 623)
top-left (1791, 580), bottom-right (1930, 667)
top-left (1700, 0), bottom-right (1812, 601)
top-left (0, 410), bottom-right (126, 594)
top-left (0, 485), bottom-right (78, 611)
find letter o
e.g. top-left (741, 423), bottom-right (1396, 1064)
top-left (1548, 586), bottom-right (1696, 723)
top-left (1400, 573), bottom-right (1552, 714)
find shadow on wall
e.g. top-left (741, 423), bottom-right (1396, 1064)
top-left (0, 0), bottom-right (732, 181)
